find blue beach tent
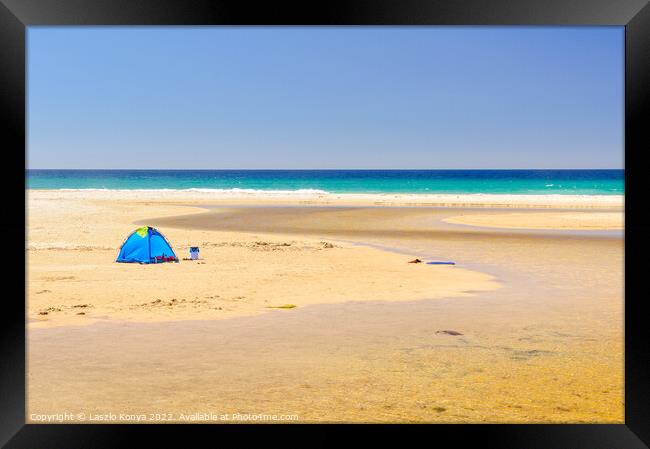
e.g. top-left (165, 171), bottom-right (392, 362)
top-left (116, 226), bottom-right (179, 264)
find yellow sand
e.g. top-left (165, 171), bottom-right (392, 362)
top-left (27, 191), bottom-right (498, 328)
top-left (29, 189), bottom-right (623, 208)
top-left (26, 190), bottom-right (624, 423)
top-left (444, 211), bottom-right (623, 230)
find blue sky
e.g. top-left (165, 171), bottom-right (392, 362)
top-left (27, 27), bottom-right (623, 169)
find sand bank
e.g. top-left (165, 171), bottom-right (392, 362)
top-left (30, 189), bottom-right (624, 209)
top-left (444, 211), bottom-right (623, 230)
top-left (27, 191), bottom-right (498, 328)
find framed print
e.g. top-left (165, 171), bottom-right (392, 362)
top-left (2, 0), bottom-right (649, 446)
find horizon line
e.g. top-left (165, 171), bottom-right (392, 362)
top-left (26, 168), bottom-right (625, 171)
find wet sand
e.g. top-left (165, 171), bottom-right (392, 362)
top-left (27, 192), bottom-right (624, 423)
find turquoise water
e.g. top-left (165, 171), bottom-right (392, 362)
top-left (26, 170), bottom-right (624, 195)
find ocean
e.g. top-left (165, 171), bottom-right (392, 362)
top-left (26, 169), bottom-right (624, 195)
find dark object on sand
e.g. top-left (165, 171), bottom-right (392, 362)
top-left (408, 258), bottom-right (423, 263)
top-left (427, 261), bottom-right (456, 265)
top-left (436, 330), bottom-right (463, 336)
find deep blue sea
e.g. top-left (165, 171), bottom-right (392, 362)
top-left (26, 170), bottom-right (624, 195)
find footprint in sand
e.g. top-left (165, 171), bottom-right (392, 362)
top-left (509, 349), bottom-right (554, 361)
top-left (37, 307), bottom-right (62, 315)
top-left (42, 276), bottom-right (76, 282)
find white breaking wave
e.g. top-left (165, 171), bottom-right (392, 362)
top-left (184, 188), bottom-right (329, 195)
top-left (55, 187), bottom-right (330, 195)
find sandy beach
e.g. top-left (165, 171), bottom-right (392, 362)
top-left (27, 190), bottom-right (624, 423)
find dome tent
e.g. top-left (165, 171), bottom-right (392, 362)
top-left (116, 226), bottom-right (178, 264)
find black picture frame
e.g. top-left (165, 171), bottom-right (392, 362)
top-left (2, 0), bottom-right (648, 447)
